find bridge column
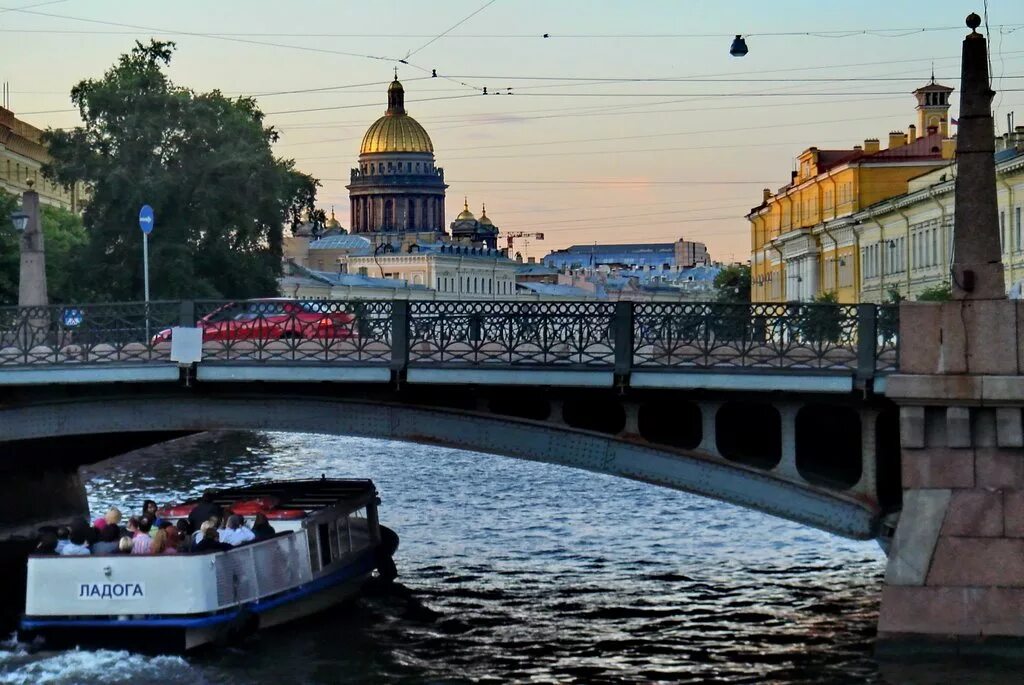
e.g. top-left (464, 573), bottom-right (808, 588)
top-left (772, 403), bottom-right (801, 481)
top-left (852, 407), bottom-right (879, 500)
top-left (699, 401), bottom-right (720, 457)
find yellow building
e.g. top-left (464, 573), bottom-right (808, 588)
top-left (749, 80), bottom-right (955, 302)
top-left (0, 106), bottom-right (85, 211)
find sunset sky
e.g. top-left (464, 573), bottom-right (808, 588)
top-left (4, 1), bottom-right (1024, 262)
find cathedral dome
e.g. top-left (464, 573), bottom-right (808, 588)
top-left (359, 78), bottom-right (434, 155)
top-left (454, 198), bottom-right (476, 222)
top-left (478, 204), bottom-right (493, 226)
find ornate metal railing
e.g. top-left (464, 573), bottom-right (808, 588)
top-left (0, 299), bottom-right (899, 378)
top-left (407, 301), bottom-right (616, 366)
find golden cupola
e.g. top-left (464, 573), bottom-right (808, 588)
top-left (478, 204), bottom-right (493, 226)
top-left (359, 77), bottom-right (434, 155)
top-left (455, 198), bottom-right (476, 221)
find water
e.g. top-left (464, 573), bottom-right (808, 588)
top-left (0, 430), bottom-right (979, 684)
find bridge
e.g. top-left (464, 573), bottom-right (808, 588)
top-left (0, 299), bottom-right (900, 548)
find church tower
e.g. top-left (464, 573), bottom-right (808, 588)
top-left (913, 76), bottom-right (954, 137)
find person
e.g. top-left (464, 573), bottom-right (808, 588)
top-left (176, 519), bottom-right (193, 553)
top-left (93, 507), bottom-right (122, 531)
top-left (251, 513), bottom-right (276, 542)
top-left (187, 491), bottom-right (221, 533)
top-left (150, 528), bottom-right (178, 555)
top-left (125, 516), bottom-right (141, 538)
top-left (91, 524), bottom-right (120, 554)
top-left (54, 526), bottom-right (70, 554)
top-left (219, 515), bottom-right (255, 547)
top-left (194, 517), bottom-right (219, 546)
top-left (194, 526), bottom-right (231, 553)
top-left (141, 499), bottom-right (158, 521)
top-left (118, 536), bottom-right (133, 554)
top-left (60, 525), bottom-right (91, 556)
top-left (35, 530), bottom-right (58, 555)
top-left (131, 517), bottom-right (153, 555)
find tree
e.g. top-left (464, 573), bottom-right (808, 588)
top-left (713, 264), bottom-right (751, 303)
top-left (42, 40), bottom-right (319, 301)
top-left (917, 282), bottom-right (952, 301)
top-left (0, 191), bottom-right (91, 305)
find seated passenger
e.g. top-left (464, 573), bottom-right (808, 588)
top-left (194, 526), bottom-right (232, 553)
top-left (252, 513), bottom-right (276, 542)
top-left (219, 515), bottom-right (255, 547)
top-left (194, 517), bottom-right (220, 546)
top-left (125, 516), bottom-right (141, 538)
top-left (35, 530), bottom-right (58, 555)
top-left (150, 528), bottom-right (178, 555)
top-left (91, 524), bottom-right (121, 555)
top-left (54, 526), bottom-right (70, 554)
top-left (118, 536), bottom-right (133, 554)
top-left (141, 499), bottom-right (158, 521)
top-left (187, 491), bottom-right (222, 533)
top-left (176, 519), bottom-right (193, 553)
top-left (130, 517), bottom-right (153, 555)
top-left (60, 525), bottom-right (91, 556)
top-left (93, 507), bottom-right (122, 531)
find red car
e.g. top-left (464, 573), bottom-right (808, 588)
top-left (154, 299), bottom-right (355, 342)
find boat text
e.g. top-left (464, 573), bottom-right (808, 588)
top-left (78, 583), bottom-right (146, 600)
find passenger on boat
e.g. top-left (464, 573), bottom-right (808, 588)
top-left (117, 536), bottom-right (133, 554)
top-left (193, 517), bottom-right (220, 546)
top-left (141, 499), bottom-right (158, 521)
top-left (54, 526), bottom-right (70, 554)
top-left (176, 519), bottom-right (193, 553)
top-left (194, 526), bottom-right (232, 553)
top-left (130, 518), bottom-right (153, 555)
top-left (92, 507), bottom-right (122, 531)
top-left (219, 515), bottom-right (255, 547)
top-left (150, 528), bottom-right (178, 555)
top-left (91, 524), bottom-right (121, 555)
top-left (252, 513), bottom-right (276, 542)
top-left (35, 530), bottom-right (58, 555)
top-left (125, 516), bottom-right (141, 538)
top-left (59, 525), bottom-right (91, 556)
top-left (187, 491), bottom-right (222, 532)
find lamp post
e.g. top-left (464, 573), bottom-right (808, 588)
top-left (8, 180), bottom-right (48, 308)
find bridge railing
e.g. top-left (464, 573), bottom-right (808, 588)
top-left (0, 299), bottom-right (899, 377)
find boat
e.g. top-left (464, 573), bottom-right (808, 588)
top-left (20, 478), bottom-right (398, 651)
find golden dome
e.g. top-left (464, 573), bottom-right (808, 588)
top-left (478, 204), bottom-right (493, 226)
top-left (359, 78), bottom-right (434, 155)
top-left (326, 207), bottom-right (341, 228)
top-left (455, 197), bottom-right (476, 221)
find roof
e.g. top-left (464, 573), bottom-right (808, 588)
top-left (308, 235), bottom-right (373, 253)
top-left (517, 282), bottom-right (593, 297)
top-left (304, 268), bottom-right (430, 290)
top-left (557, 243), bottom-right (676, 254)
top-left (867, 130), bottom-right (945, 161)
top-left (360, 79), bottom-right (433, 155)
top-left (516, 264), bottom-right (559, 276)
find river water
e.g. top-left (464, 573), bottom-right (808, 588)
top-left (0, 431), bottom-right (1010, 684)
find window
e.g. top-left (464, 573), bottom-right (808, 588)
top-left (931, 229), bottom-right (938, 266)
top-left (1017, 207), bottom-right (1022, 250)
top-left (1001, 211), bottom-right (1006, 251)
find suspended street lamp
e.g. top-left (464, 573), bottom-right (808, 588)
top-left (730, 34), bottom-right (749, 57)
top-left (9, 210), bottom-right (28, 234)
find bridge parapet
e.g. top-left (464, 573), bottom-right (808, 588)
top-left (0, 299), bottom-right (898, 391)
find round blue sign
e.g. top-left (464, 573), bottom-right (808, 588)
top-left (139, 205), bottom-right (155, 234)
top-left (62, 308), bottom-right (84, 327)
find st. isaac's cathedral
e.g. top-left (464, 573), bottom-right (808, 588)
top-left (346, 76), bottom-right (499, 249)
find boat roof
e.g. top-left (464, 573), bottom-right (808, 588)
top-left (202, 479), bottom-right (376, 511)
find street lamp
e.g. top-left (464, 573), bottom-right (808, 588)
top-left (9, 211), bottom-right (28, 234)
top-left (730, 35), bottom-right (749, 57)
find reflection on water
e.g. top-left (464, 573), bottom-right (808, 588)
top-left (0, 430), bottom-right (1005, 683)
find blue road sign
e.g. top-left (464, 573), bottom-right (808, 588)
top-left (61, 308), bottom-right (84, 327)
top-left (139, 205), bottom-right (154, 234)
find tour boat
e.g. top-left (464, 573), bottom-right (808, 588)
top-left (20, 478), bottom-right (398, 651)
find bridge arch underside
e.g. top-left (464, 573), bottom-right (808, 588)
top-left (0, 387), bottom-right (899, 540)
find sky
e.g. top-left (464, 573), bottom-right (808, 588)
top-left (3, 0), bottom-right (1024, 262)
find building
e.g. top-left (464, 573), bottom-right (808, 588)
top-left (846, 129), bottom-right (1024, 302)
top-left (346, 76), bottom-right (447, 240)
top-left (0, 106), bottom-right (85, 211)
top-left (449, 200), bottom-right (499, 249)
top-left (749, 79), bottom-right (957, 303)
top-left (543, 238), bottom-right (709, 272)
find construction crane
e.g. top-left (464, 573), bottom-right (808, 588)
top-left (506, 232), bottom-right (545, 260)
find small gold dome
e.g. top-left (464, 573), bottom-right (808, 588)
top-left (455, 197), bottom-right (475, 221)
top-left (326, 207), bottom-right (341, 228)
top-left (478, 204), bottom-right (493, 226)
top-left (360, 77), bottom-right (434, 155)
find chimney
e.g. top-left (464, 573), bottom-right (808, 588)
top-left (853, 145), bottom-right (863, 152)
top-left (1016, 125), bottom-right (1024, 149)
top-left (528, 256), bottom-right (536, 264)
top-left (908, 124), bottom-right (917, 143)
top-left (762, 188), bottom-right (772, 202)
top-left (888, 131), bottom-right (906, 149)
top-left (941, 138), bottom-right (957, 160)
top-left (863, 138), bottom-right (880, 153)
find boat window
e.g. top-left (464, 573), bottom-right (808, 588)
top-left (317, 523), bottom-right (332, 568)
top-left (349, 507), bottom-right (372, 551)
top-left (306, 526), bottom-right (320, 573)
top-left (328, 521), bottom-right (341, 561)
top-left (336, 516), bottom-right (351, 554)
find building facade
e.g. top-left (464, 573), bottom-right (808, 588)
top-left (749, 80), bottom-right (956, 303)
top-left (543, 238), bottom-right (710, 272)
top-left (346, 77), bottom-right (447, 237)
top-left (0, 106), bottom-right (85, 211)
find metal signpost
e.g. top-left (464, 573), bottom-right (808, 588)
top-left (138, 205), bottom-right (154, 341)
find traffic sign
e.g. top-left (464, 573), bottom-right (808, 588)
top-left (139, 205), bottom-right (154, 234)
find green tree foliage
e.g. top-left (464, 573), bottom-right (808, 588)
top-left (0, 191), bottom-right (90, 304)
top-left (713, 264), bottom-right (751, 303)
top-left (42, 40), bottom-right (319, 301)
top-left (917, 282), bottom-right (952, 301)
